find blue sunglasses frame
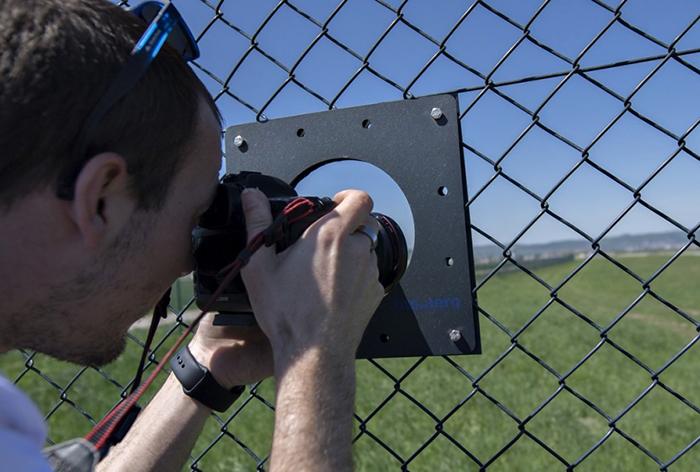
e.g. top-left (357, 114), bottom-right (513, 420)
top-left (56, 0), bottom-right (200, 199)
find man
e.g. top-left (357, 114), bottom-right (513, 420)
top-left (0, 0), bottom-right (384, 470)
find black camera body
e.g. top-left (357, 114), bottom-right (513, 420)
top-left (192, 172), bottom-right (408, 325)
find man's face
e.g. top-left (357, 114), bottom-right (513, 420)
top-left (29, 99), bottom-right (223, 366)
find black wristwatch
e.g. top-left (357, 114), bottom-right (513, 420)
top-left (170, 345), bottom-right (244, 412)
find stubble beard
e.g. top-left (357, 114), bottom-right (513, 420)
top-left (14, 211), bottom-right (157, 366)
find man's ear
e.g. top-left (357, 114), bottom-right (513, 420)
top-left (71, 152), bottom-right (135, 249)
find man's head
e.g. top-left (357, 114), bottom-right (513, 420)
top-left (0, 0), bottom-right (220, 210)
top-left (0, 0), bottom-right (223, 365)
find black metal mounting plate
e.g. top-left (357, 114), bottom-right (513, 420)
top-left (224, 94), bottom-right (480, 358)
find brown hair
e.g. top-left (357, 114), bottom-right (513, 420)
top-left (0, 0), bottom-right (221, 210)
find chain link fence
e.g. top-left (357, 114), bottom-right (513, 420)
top-left (2, 0), bottom-right (699, 470)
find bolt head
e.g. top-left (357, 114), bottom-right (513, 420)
top-left (430, 107), bottom-right (443, 120)
top-left (233, 135), bottom-right (245, 147)
top-left (448, 329), bottom-right (462, 342)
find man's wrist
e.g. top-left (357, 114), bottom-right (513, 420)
top-left (187, 342), bottom-right (214, 373)
top-left (270, 345), bottom-right (356, 471)
top-left (165, 373), bottom-right (212, 413)
top-left (172, 345), bottom-right (244, 412)
top-left (272, 344), bottom-right (356, 380)
top-left (187, 342), bottom-right (234, 389)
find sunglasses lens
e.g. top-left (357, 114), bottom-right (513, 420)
top-left (168, 24), bottom-right (197, 61)
top-left (134, 2), bottom-right (198, 61)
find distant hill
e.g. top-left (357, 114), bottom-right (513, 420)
top-left (473, 231), bottom-right (695, 263)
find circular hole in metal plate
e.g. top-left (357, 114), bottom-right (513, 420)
top-left (294, 159), bottom-right (415, 266)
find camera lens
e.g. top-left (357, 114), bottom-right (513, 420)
top-left (372, 213), bottom-right (408, 292)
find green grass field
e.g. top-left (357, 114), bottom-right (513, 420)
top-left (1, 252), bottom-right (698, 471)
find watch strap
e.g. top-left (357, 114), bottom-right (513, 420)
top-left (170, 345), bottom-right (244, 412)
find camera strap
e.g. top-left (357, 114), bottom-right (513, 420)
top-left (84, 196), bottom-right (335, 459)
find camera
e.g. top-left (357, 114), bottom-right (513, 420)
top-left (192, 172), bottom-right (408, 325)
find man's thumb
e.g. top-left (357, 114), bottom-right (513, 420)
top-left (241, 188), bottom-right (273, 244)
top-left (240, 188), bottom-right (276, 285)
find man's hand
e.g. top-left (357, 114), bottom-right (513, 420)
top-left (188, 315), bottom-right (273, 389)
top-left (239, 187), bottom-right (385, 472)
top-left (240, 188), bottom-right (385, 362)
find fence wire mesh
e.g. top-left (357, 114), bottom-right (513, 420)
top-left (2, 0), bottom-right (699, 470)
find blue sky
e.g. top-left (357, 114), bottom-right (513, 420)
top-left (126, 0), bottom-right (699, 246)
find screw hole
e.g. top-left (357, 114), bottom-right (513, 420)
top-left (362, 119), bottom-right (372, 129)
top-left (380, 333), bottom-right (390, 343)
top-left (296, 128), bottom-right (305, 137)
top-left (438, 186), bottom-right (448, 196)
top-left (446, 257), bottom-right (454, 267)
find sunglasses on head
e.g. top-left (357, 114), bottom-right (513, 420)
top-left (56, 0), bottom-right (200, 200)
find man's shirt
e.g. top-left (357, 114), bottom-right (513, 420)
top-left (0, 374), bottom-right (52, 471)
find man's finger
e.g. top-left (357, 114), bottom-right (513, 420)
top-left (241, 188), bottom-right (276, 274)
top-left (329, 189), bottom-right (374, 233)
